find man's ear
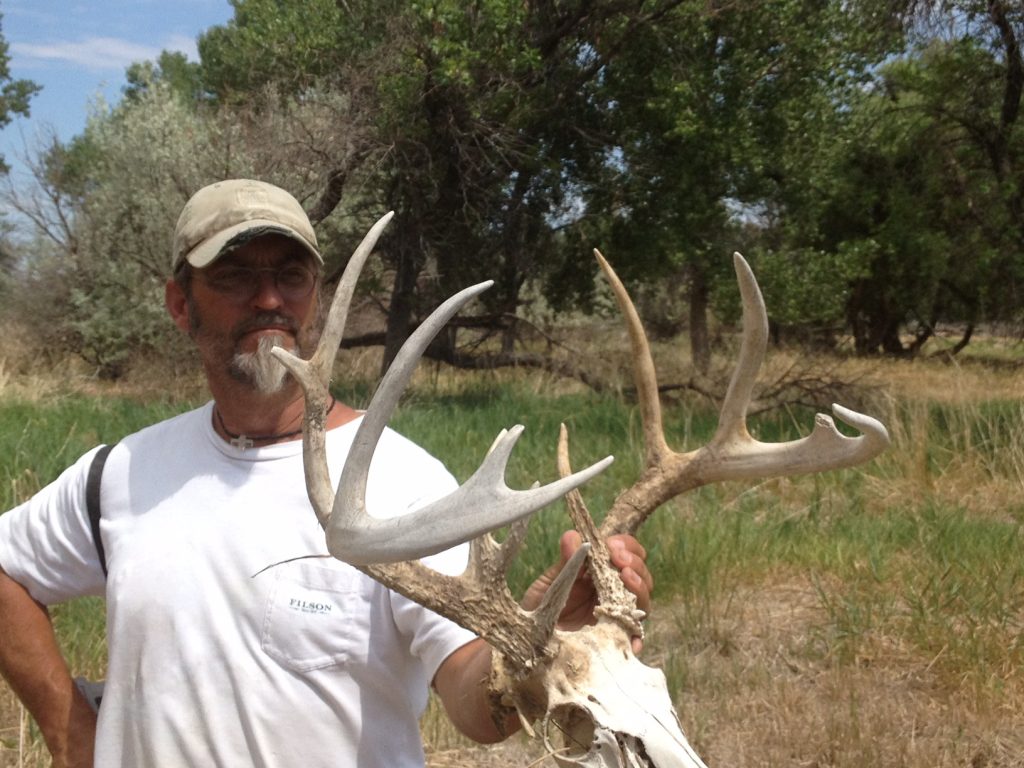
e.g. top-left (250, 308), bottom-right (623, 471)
top-left (165, 278), bottom-right (191, 334)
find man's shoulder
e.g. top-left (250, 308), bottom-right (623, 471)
top-left (115, 402), bottom-right (212, 455)
top-left (342, 423), bottom-right (450, 475)
top-left (322, 420), bottom-right (457, 497)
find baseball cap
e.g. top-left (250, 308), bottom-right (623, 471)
top-left (171, 179), bottom-right (322, 271)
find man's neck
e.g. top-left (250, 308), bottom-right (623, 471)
top-left (211, 382), bottom-right (307, 445)
top-left (208, 378), bottom-right (360, 448)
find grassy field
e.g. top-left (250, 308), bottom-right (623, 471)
top-left (0, 348), bottom-right (1022, 766)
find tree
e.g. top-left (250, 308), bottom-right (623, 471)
top-left (892, 2), bottom-right (1024, 344)
top-left (123, 51), bottom-right (207, 105)
top-left (8, 86), bottom-right (226, 376)
top-left (366, 1), bottom-right (699, 370)
top-left (767, 1), bottom-right (1024, 356)
top-left (554, 0), bottom-right (896, 369)
top-left (0, 12), bottom-right (40, 173)
top-left (23, 0), bottom-right (992, 377)
top-left (4, 72), bottom-right (383, 377)
top-left (195, 0), bottom-right (708, 374)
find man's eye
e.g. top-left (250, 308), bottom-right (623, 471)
top-left (207, 268), bottom-right (252, 288)
top-left (278, 267), bottom-right (312, 288)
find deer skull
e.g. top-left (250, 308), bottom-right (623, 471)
top-left (495, 620), bottom-right (708, 767)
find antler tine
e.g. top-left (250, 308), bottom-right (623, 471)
top-left (595, 250), bottom-right (689, 536)
top-left (467, 517), bottom-right (531, 584)
top-left (272, 211), bottom-right (395, 524)
top-left (594, 249), bottom-right (670, 465)
top-left (597, 250), bottom-right (890, 538)
top-left (328, 282), bottom-right (615, 566)
top-left (467, 430), bottom-right (534, 579)
top-left (310, 212), bottom-right (396, 380)
top-left (716, 252), bottom-right (768, 440)
top-left (528, 543), bottom-right (591, 646)
top-left (359, 531), bottom-right (589, 671)
top-left (557, 424), bottom-right (601, 542)
top-left (558, 424), bottom-right (644, 632)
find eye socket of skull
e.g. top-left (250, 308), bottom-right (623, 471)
top-left (545, 703), bottom-right (597, 756)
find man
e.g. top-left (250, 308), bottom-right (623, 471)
top-left (0, 179), bottom-right (652, 767)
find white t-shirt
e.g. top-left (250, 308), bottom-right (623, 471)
top-left (0, 402), bottom-right (477, 767)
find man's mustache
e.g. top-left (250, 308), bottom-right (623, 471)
top-left (232, 313), bottom-right (299, 345)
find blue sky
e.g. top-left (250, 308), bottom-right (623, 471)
top-left (1, 1), bottom-right (235, 181)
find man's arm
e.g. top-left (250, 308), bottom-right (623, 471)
top-left (432, 532), bottom-right (653, 742)
top-left (432, 638), bottom-right (509, 743)
top-left (0, 567), bottom-right (96, 768)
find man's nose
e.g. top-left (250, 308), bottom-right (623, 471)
top-left (250, 271), bottom-right (285, 310)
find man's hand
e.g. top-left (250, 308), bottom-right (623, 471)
top-left (61, 692), bottom-right (98, 768)
top-left (521, 531), bottom-right (653, 652)
top-left (434, 531), bottom-right (653, 743)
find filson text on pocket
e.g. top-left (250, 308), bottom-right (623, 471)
top-left (288, 598), bottom-right (333, 615)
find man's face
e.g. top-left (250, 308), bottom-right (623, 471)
top-left (177, 234), bottom-right (322, 394)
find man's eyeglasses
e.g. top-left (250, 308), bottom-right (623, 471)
top-left (197, 264), bottom-right (317, 303)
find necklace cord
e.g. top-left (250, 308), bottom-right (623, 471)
top-left (215, 396), bottom-right (336, 446)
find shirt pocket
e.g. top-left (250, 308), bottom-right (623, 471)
top-left (260, 561), bottom-right (371, 672)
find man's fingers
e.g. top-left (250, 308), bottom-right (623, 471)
top-left (607, 535), bottom-right (647, 568)
top-left (621, 567), bottom-right (652, 613)
top-left (606, 535), bottom-right (653, 612)
top-left (554, 531), bottom-right (653, 613)
top-left (559, 529), bottom-right (584, 563)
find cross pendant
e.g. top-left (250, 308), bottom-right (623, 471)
top-left (231, 435), bottom-right (255, 450)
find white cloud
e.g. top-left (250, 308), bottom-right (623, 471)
top-left (12, 37), bottom-right (162, 72)
top-left (163, 34), bottom-right (200, 62)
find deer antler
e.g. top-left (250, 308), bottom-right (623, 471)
top-left (273, 214), bottom-right (612, 565)
top-left (280, 228), bottom-right (891, 767)
top-left (590, 249), bottom-right (891, 537)
top-left (554, 250), bottom-right (891, 633)
top-left (534, 250), bottom-right (890, 767)
top-left (272, 214), bottom-right (614, 667)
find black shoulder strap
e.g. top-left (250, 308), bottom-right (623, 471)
top-left (86, 444), bottom-right (116, 578)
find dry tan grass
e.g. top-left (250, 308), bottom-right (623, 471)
top-left (870, 358), bottom-right (1022, 405)
top-left (0, 687), bottom-right (47, 768)
top-left (670, 579), bottom-right (1024, 768)
top-left (421, 574), bottom-right (1024, 768)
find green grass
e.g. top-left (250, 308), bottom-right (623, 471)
top-left (2, 379), bottom-right (1022, 764)
top-left (388, 383), bottom-right (1024, 701)
top-left (0, 394), bottom-right (197, 681)
top-left (1, 395), bottom-right (196, 508)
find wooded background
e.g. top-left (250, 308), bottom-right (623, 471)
top-left (0, 0), bottom-right (1020, 379)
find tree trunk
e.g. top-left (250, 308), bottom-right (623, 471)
top-left (688, 264), bottom-right (711, 374)
top-left (381, 235), bottom-right (424, 376)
